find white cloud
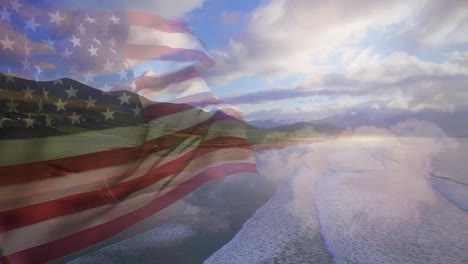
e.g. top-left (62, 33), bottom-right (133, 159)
top-left (345, 51), bottom-right (468, 83)
top-left (208, 0), bottom-right (424, 84)
top-left (208, 0), bottom-right (468, 85)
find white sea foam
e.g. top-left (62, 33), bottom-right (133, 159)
top-left (204, 165), bottom-right (333, 264)
top-left (207, 121), bottom-right (468, 263)
top-left (315, 137), bottom-right (468, 263)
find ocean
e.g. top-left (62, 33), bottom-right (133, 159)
top-left (62, 133), bottom-right (468, 263)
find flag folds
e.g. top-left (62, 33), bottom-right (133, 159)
top-left (0, 1), bottom-right (257, 263)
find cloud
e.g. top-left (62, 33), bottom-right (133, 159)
top-left (222, 50), bottom-right (468, 113)
top-left (223, 86), bottom-right (367, 105)
top-left (207, 0), bottom-right (468, 85)
top-left (207, 0), bottom-right (416, 84)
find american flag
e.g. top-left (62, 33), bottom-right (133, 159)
top-left (0, 1), bottom-right (257, 263)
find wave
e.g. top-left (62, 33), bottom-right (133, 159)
top-left (204, 166), bottom-right (333, 264)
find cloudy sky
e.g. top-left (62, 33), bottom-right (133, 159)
top-left (174, 0), bottom-right (467, 121)
top-left (54, 0), bottom-right (468, 121)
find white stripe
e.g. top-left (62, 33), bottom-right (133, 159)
top-left (0, 137), bottom-right (202, 210)
top-left (127, 60), bottom-right (199, 77)
top-left (138, 77), bottom-right (210, 102)
top-left (127, 25), bottom-right (205, 51)
top-left (2, 149), bottom-right (255, 256)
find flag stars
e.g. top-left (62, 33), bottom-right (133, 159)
top-left (70, 35), bottom-right (81, 48)
top-left (132, 105), bottom-right (141, 116)
top-left (77, 23), bottom-right (86, 35)
top-left (118, 70), bottom-right (128, 80)
top-left (103, 60), bottom-right (114, 72)
top-left (0, 7), bottom-right (12, 21)
top-left (23, 86), bottom-right (34, 99)
top-left (42, 88), bottom-right (49, 100)
top-left (101, 82), bottom-right (112, 93)
top-left (42, 37), bottom-right (55, 50)
top-left (53, 79), bottom-right (63, 85)
top-left (5, 70), bottom-right (15, 83)
top-left (54, 98), bottom-right (67, 111)
top-left (65, 85), bottom-right (79, 98)
top-left (129, 81), bottom-right (137, 92)
top-left (85, 96), bottom-right (96, 109)
top-left (93, 38), bottom-right (102, 45)
top-left (24, 42), bottom-right (31, 56)
top-left (24, 17), bottom-right (40, 32)
top-left (45, 114), bottom-right (53, 127)
top-left (103, 108), bottom-right (116, 120)
top-left (25, 114), bottom-right (34, 128)
top-left (21, 57), bottom-right (31, 71)
top-left (88, 45), bottom-right (98, 57)
top-left (35, 65), bottom-right (41, 75)
top-left (109, 15), bottom-right (120, 24)
top-left (69, 112), bottom-right (81, 125)
top-left (7, 99), bottom-right (18, 112)
top-left (83, 71), bottom-right (95, 83)
top-left (62, 48), bottom-right (73, 58)
top-left (48, 11), bottom-right (64, 24)
top-left (118, 92), bottom-right (131, 105)
top-left (84, 16), bottom-right (96, 24)
top-left (10, 0), bottom-right (22, 12)
top-left (1, 35), bottom-right (15, 51)
top-left (37, 99), bottom-right (44, 112)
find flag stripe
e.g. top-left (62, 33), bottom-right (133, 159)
top-left (0, 127), bottom-right (248, 186)
top-left (134, 66), bottom-right (202, 91)
top-left (1, 162), bottom-right (258, 264)
top-left (123, 44), bottom-right (215, 66)
top-left (0, 105), bottom-right (215, 168)
top-left (127, 25), bottom-right (205, 51)
top-left (0, 144), bottom-right (251, 232)
top-left (126, 60), bottom-right (200, 79)
top-left (170, 91), bottom-right (222, 106)
top-left (0, 4), bottom-right (256, 263)
top-left (0, 137), bottom-right (201, 211)
top-left (137, 77), bottom-right (209, 102)
top-left (1, 150), bottom-right (255, 256)
top-left (0, 144), bottom-right (252, 213)
top-left (127, 11), bottom-right (193, 34)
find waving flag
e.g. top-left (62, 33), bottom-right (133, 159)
top-left (0, 1), bottom-right (257, 263)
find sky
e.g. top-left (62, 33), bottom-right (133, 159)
top-left (178, 0), bottom-right (468, 121)
top-left (8, 0), bottom-right (468, 122)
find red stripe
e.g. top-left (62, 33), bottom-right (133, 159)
top-left (0, 144), bottom-right (252, 232)
top-left (0, 128), bottom-right (249, 186)
top-left (0, 163), bottom-right (258, 264)
top-left (143, 102), bottom-right (196, 121)
top-left (0, 118), bottom-right (205, 185)
top-left (127, 11), bottom-right (193, 34)
top-left (123, 44), bottom-right (215, 67)
top-left (135, 66), bottom-right (202, 91)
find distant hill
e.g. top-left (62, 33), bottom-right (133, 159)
top-left (315, 107), bottom-right (468, 138)
top-left (270, 121), bottom-right (342, 135)
top-left (247, 119), bottom-right (290, 129)
top-left (247, 104), bottom-right (468, 138)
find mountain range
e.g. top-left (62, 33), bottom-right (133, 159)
top-left (247, 105), bottom-right (468, 138)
